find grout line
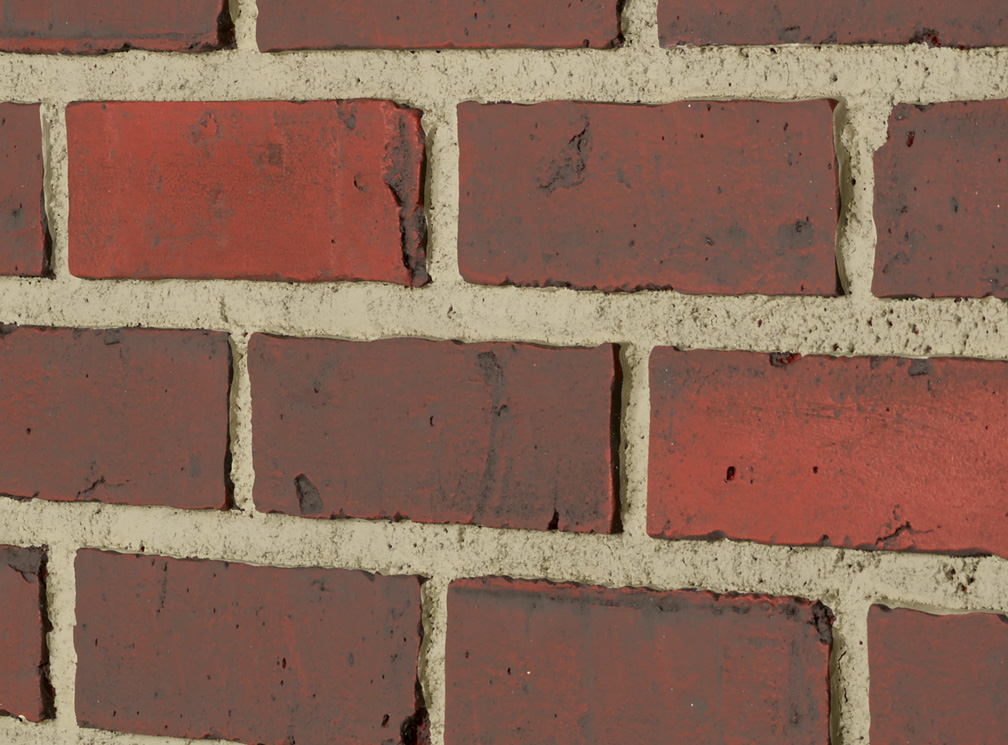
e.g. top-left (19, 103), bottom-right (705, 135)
top-left (418, 578), bottom-right (449, 745)
top-left (227, 333), bottom-right (256, 513)
top-left (422, 103), bottom-right (463, 287)
top-left (76, 727), bottom-right (239, 744)
top-left (39, 102), bottom-right (69, 281)
top-left (830, 594), bottom-right (872, 745)
top-left (44, 541), bottom-right (79, 744)
top-left (617, 342), bottom-right (652, 538)
top-left (229, 0), bottom-right (259, 52)
top-left (620, 0), bottom-right (660, 49)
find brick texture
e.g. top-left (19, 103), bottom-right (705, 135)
top-left (0, 0), bottom-right (233, 54)
top-left (0, 327), bottom-right (230, 509)
top-left (249, 336), bottom-right (620, 531)
top-left (875, 101), bottom-right (1008, 298)
top-left (649, 349), bottom-right (1008, 555)
top-left (458, 100), bottom-right (839, 294)
top-left (658, 0), bottom-right (1008, 46)
top-left (869, 605), bottom-right (1008, 744)
top-left (257, 0), bottom-right (622, 50)
top-left (446, 577), bottom-right (831, 745)
top-left (75, 550), bottom-right (424, 745)
top-left (0, 546), bottom-right (49, 722)
top-left (0, 103), bottom-right (47, 277)
top-left (67, 101), bottom-right (427, 284)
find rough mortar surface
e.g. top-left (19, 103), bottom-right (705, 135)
top-left (0, 0), bottom-right (1007, 743)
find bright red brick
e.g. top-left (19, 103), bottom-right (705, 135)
top-left (0, 103), bottom-right (47, 277)
top-left (249, 336), bottom-right (619, 532)
top-left (67, 101), bottom-right (427, 285)
top-left (659, 0), bottom-right (1008, 46)
top-left (0, 327), bottom-right (229, 509)
top-left (458, 100), bottom-right (838, 294)
top-left (648, 350), bottom-right (1008, 555)
top-left (875, 101), bottom-right (1008, 298)
top-left (447, 577), bottom-right (831, 745)
top-left (869, 605), bottom-right (1008, 745)
top-left (75, 550), bottom-right (424, 745)
top-left (257, 0), bottom-right (621, 50)
top-left (0, 547), bottom-right (50, 722)
top-left (0, 0), bottom-right (232, 53)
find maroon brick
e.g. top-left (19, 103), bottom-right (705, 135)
top-left (75, 550), bottom-right (423, 745)
top-left (0, 0), bottom-right (232, 53)
top-left (0, 327), bottom-right (229, 509)
top-left (458, 100), bottom-right (839, 294)
top-left (0, 103), bottom-right (47, 277)
top-left (648, 349), bottom-right (1008, 555)
top-left (257, 0), bottom-right (621, 50)
top-left (869, 605), bottom-right (1008, 744)
top-left (249, 336), bottom-right (620, 532)
top-left (875, 101), bottom-right (1008, 298)
top-left (658, 0), bottom-right (1008, 46)
top-left (0, 547), bottom-right (50, 722)
top-left (66, 101), bottom-right (427, 284)
top-left (447, 577), bottom-right (831, 745)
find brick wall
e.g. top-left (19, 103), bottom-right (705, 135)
top-left (1, 1), bottom-right (1007, 744)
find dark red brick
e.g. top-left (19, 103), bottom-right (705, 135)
top-left (75, 550), bottom-right (423, 744)
top-left (0, 327), bottom-right (229, 509)
top-left (869, 605), bottom-right (1008, 745)
top-left (257, 0), bottom-right (621, 50)
top-left (249, 336), bottom-right (619, 531)
top-left (0, 103), bottom-right (47, 277)
top-left (649, 349), bottom-right (1008, 555)
top-left (0, 0), bottom-right (232, 53)
top-left (659, 0), bottom-right (1008, 46)
top-left (875, 101), bottom-right (1008, 298)
top-left (0, 547), bottom-right (50, 722)
top-left (67, 101), bottom-right (427, 284)
top-left (458, 100), bottom-right (838, 294)
top-left (446, 577), bottom-right (831, 745)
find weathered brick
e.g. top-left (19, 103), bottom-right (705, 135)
top-left (649, 349), bottom-right (1008, 554)
top-left (249, 336), bottom-right (620, 531)
top-left (659, 0), bottom-right (1008, 46)
top-left (0, 547), bottom-right (50, 722)
top-left (0, 0), bottom-right (232, 53)
top-left (869, 605), bottom-right (1008, 744)
top-left (0, 103), bottom-right (47, 277)
top-left (458, 100), bottom-right (838, 294)
top-left (0, 327), bottom-right (229, 509)
top-left (446, 577), bottom-right (831, 745)
top-left (875, 101), bottom-right (1008, 298)
top-left (257, 0), bottom-right (621, 50)
top-left (67, 101), bottom-right (427, 284)
top-left (75, 550), bottom-right (424, 745)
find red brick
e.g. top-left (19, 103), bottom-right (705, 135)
top-left (249, 336), bottom-right (619, 532)
top-left (0, 327), bottom-right (229, 509)
top-left (446, 577), bottom-right (831, 745)
top-left (869, 605), bottom-right (1008, 745)
top-left (0, 0), bottom-right (232, 53)
top-left (658, 0), bottom-right (1008, 46)
top-left (0, 547), bottom-right (50, 722)
top-left (875, 101), bottom-right (1008, 298)
top-left (67, 101), bottom-right (427, 285)
top-left (257, 0), bottom-right (621, 50)
top-left (0, 103), bottom-right (47, 277)
top-left (648, 349), bottom-right (1008, 555)
top-left (458, 100), bottom-right (838, 294)
top-left (75, 550), bottom-right (423, 744)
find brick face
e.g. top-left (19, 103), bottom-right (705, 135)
top-left (249, 336), bottom-right (620, 532)
top-left (874, 101), bottom-right (1008, 298)
top-left (869, 605), bottom-right (1008, 745)
top-left (648, 349), bottom-right (1008, 555)
top-left (75, 550), bottom-right (424, 745)
top-left (658, 0), bottom-right (1008, 46)
top-left (0, 327), bottom-right (230, 509)
top-left (446, 577), bottom-right (831, 745)
top-left (0, 0), bottom-right (232, 53)
top-left (0, 103), bottom-right (46, 277)
top-left (67, 101), bottom-right (427, 285)
top-left (0, 546), bottom-right (49, 722)
top-left (256, 0), bottom-right (622, 50)
top-left (458, 100), bottom-right (839, 294)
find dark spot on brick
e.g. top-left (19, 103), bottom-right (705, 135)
top-left (295, 474), bottom-right (323, 515)
top-left (908, 359), bottom-right (932, 377)
top-left (537, 117), bottom-right (592, 194)
top-left (769, 352), bottom-right (801, 368)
